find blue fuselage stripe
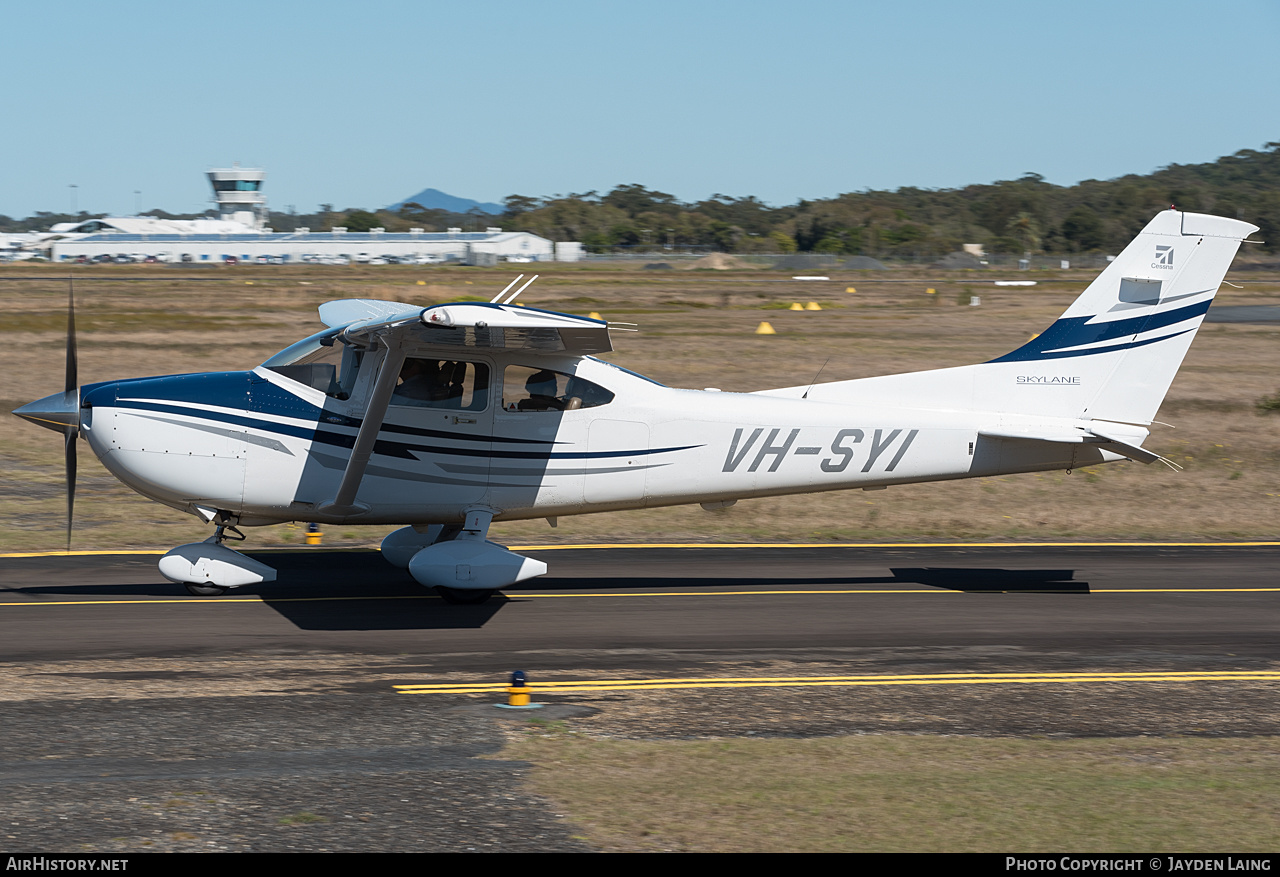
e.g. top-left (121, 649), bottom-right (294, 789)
top-left (108, 399), bottom-right (697, 461)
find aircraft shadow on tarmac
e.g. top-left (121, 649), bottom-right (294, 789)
top-left (0, 553), bottom-right (1086, 632)
top-left (888, 568), bottom-right (1088, 594)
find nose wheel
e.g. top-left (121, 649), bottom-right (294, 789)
top-left (435, 586), bottom-right (495, 605)
top-left (160, 519), bottom-right (277, 597)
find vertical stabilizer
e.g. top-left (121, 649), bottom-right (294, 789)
top-left (984, 210), bottom-right (1256, 424)
top-left (766, 210), bottom-right (1257, 426)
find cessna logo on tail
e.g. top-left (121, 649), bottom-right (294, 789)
top-left (1153, 245), bottom-right (1174, 269)
top-left (723, 427), bottom-right (919, 474)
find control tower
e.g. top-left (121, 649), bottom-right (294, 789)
top-left (207, 164), bottom-right (267, 229)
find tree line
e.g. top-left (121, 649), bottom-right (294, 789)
top-left (6, 143), bottom-right (1277, 256)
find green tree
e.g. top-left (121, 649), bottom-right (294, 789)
top-left (1061, 207), bottom-right (1105, 251)
top-left (343, 209), bottom-right (380, 232)
top-left (602, 184), bottom-right (680, 218)
top-left (502, 195), bottom-right (541, 218)
top-left (769, 231), bottom-right (797, 253)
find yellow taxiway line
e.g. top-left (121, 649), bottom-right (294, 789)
top-left (508, 541), bottom-right (1280, 550)
top-left (5, 541), bottom-right (1280, 559)
top-left (394, 670), bottom-right (1280, 695)
top-left (2, 587), bottom-right (1280, 608)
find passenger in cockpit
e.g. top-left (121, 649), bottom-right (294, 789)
top-left (395, 358), bottom-right (438, 401)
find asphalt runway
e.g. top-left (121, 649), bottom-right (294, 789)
top-left (2, 545), bottom-right (1279, 664)
top-left (2, 545), bottom-right (1278, 852)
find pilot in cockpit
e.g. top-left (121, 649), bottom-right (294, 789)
top-left (519, 369), bottom-right (567, 411)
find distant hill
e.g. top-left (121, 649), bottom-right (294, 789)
top-left (387, 188), bottom-right (503, 215)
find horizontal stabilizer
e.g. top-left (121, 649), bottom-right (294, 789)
top-left (978, 427), bottom-right (1177, 468)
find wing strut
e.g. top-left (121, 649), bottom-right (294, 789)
top-left (318, 341), bottom-right (407, 515)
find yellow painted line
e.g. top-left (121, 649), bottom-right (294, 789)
top-left (509, 541), bottom-right (1280, 550)
top-left (6, 541), bottom-right (1280, 559)
top-left (0, 550), bottom-right (166, 558)
top-left (515, 589), bottom-right (951, 597)
top-left (2, 586), bottom-right (1278, 608)
top-left (394, 670), bottom-right (1280, 695)
top-left (0, 595), bottom-right (439, 607)
top-left (1095, 588), bottom-right (1280, 593)
top-left (514, 588), bottom-right (1280, 596)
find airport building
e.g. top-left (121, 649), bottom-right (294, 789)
top-left (209, 164), bottom-right (267, 228)
top-left (34, 166), bottom-right (581, 264)
top-left (47, 227), bottom-right (575, 265)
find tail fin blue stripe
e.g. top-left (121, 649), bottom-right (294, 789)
top-left (988, 297), bottom-right (1211, 363)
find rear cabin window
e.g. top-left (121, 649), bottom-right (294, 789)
top-left (502, 366), bottom-right (614, 412)
top-left (391, 358), bottom-right (489, 411)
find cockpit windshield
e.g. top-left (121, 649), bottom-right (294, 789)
top-left (261, 328), bottom-right (365, 399)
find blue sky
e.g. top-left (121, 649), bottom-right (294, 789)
top-left (4, 0), bottom-right (1278, 218)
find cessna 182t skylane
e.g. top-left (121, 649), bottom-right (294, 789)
top-left (13, 210), bottom-right (1258, 602)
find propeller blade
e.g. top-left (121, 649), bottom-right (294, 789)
top-left (64, 427), bottom-right (76, 551)
top-left (65, 275), bottom-right (78, 395)
top-left (64, 274), bottom-right (77, 551)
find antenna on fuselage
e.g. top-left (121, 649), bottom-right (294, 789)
top-left (490, 274), bottom-right (525, 303)
top-left (801, 357), bottom-right (830, 399)
top-left (503, 274), bottom-right (539, 304)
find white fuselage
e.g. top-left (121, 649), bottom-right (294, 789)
top-left (81, 350), bottom-right (1112, 528)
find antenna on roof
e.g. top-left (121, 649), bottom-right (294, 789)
top-left (490, 275), bottom-right (524, 303)
top-left (504, 274), bottom-right (539, 304)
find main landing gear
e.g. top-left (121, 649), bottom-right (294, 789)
top-left (434, 586), bottom-right (496, 605)
top-left (381, 507), bottom-right (548, 605)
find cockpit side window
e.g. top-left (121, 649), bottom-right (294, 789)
top-left (262, 329), bottom-right (364, 399)
top-left (502, 365), bottom-right (614, 412)
top-left (392, 358), bottom-right (489, 411)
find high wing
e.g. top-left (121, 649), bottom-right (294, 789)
top-left (317, 298), bottom-right (420, 328)
top-left (320, 298), bottom-right (613, 355)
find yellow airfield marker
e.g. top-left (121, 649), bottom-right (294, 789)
top-left (589, 312), bottom-right (602, 319)
top-left (245, 281), bottom-right (253, 285)
top-left (417, 280), bottom-right (426, 285)
top-left (846, 286), bottom-right (856, 293)
top-left (395, 669), bottom-right (1280, 696)
top-left (756, 321), bottom-right (777, 335)
top-left (805, 301), bottom-right (822, 311)
top-left (789, 302), bottom-right (804, 311)
top-left (926, 288), bottom-right (936, 295)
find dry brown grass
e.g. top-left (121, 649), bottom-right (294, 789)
top-left (4, 262), bottom-right (1279, 552)
top-left (506, 732), bottom-right (1280, 852)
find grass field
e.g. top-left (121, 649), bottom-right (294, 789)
top-left (503, 732), bottom-right (1280, 852)
top-left (4, 260), bottom-right (1279, 552)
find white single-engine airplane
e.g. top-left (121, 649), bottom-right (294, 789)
top-left (14, 210), bottom-right (1258, 602)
